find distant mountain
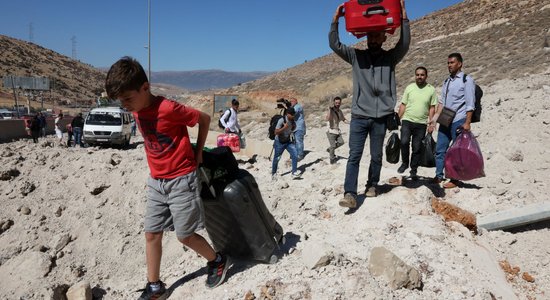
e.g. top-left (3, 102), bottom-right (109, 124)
top-left (152, 70), bottom-right (272, 91)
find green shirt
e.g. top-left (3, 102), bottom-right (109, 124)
top-left (401, 83), bottom-right (438, 124)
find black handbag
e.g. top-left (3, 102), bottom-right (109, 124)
top-left (386, 112), bottom-right (401, 131)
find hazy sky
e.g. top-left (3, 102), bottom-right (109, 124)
top-left (0, 0), bottom-right (462, 72)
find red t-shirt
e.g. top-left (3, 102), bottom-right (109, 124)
top-left (134, 96), bottom-right (200, 179)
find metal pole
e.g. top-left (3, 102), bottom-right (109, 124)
top-left (10, 76), bottom-right (21, 118)
top-left (148, 0), bottom-right (151, 82)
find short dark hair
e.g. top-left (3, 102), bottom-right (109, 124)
top-left (448, 53), bottom-right (463, 63)
top-left (286, 107), bottom-right (296, 115)
top-left (415, 66), bottom-right (428, 75)
top-left (333, 96), bottom-right (342, 101)
top-left (105, 56), bottom-right (148, 99)
top-left (231, 99), bottom-right (239, 106)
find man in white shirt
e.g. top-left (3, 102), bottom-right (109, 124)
top-left (54, 113), bottom-right (64, 143)
top-left (219, 99), bottom-right (241, 134)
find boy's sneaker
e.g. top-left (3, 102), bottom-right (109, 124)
top-left (339, 193), bottom-right (357, 208)
top-left (291, 170), bottom-right (302, 179)
top-left (205, 253), bottom-right (231, 289)
top-left (137, 281), bottom-right (167, 300)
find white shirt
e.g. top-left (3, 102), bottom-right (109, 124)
top-left (55, 117), bottom-right (62, 131)
top-left (220, 107), bottom-right (240, 133)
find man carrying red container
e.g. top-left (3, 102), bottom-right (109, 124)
top-left (329, 0), bottom-right (409, 208)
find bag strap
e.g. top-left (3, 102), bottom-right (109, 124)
top-left (444, 75), bottom-right (467, 111)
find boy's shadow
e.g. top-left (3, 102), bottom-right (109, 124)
top-left (165, 232), bottom-right (301, 298)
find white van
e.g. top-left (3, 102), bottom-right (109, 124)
top-left (83, 107), bottom-right (133, 147)
top-left (0, 109), bottom-right (14, 119)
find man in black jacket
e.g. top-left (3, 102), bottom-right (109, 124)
top-left (71, 113), bottom-right (85, 147)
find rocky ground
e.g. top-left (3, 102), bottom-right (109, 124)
top-left (0, 70), bottom-right (549, 299)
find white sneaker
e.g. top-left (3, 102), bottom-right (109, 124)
top-left (271, 174), bottom-right (278, 181)
top-left (291, 170), bottom-right (302, 179)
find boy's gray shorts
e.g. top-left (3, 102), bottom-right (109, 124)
top-left (144, 170), bottom-right (204, 239)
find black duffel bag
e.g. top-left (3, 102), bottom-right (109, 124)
top-left (385, 132), bottom-right (400, 164)
top-left (199, 146), bottom-right (239, 181)
top-left (418, 133), bottom-right (436, 168)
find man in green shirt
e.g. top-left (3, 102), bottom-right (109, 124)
top-left (397, 66), bottom-right (437, 178)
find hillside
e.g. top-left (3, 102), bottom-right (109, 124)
top-left (229, 0), bottom-right (550, 106)
top-left (0, 35), bottom-right (105, 107)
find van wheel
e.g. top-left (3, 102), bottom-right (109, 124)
top-left (125, 135), bottom-right (131, 147)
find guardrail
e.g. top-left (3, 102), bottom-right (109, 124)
top-left (0, 118), bottom-right (70, 143)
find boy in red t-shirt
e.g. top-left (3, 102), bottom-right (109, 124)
top-left (105, 57), bottom-right (230, 299)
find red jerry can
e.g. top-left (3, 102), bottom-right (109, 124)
top-left (217, 133), bottom-right (240, 153)
top-left (344, 0), bottom-right (402, 38)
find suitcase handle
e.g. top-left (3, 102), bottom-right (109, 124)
top-left (364, 6), bottom-right (388, 16)
top-left (358, 0), bottom-right (382, 4)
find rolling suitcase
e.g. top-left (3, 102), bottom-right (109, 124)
top-left (201, 169), bottom-right (284, 263)
top-left (344, 0), bottom-right (402, 38)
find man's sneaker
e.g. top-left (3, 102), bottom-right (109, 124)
top-left (205, 253), bottom-right (231, 289)
top-left (410, 169), bottom-right (418, 180)
top-left (365, 186), bottom-right (377, 197)
top-left (397, 164), bottom-right (408, 174)
top-left (339, 193), bottom-right (357, 208)
top-left (442, 179), bottom-right (459, 189)
top-left (291, 170), bottom-right (302, 179)
top-left (137, 281), bottom-right (167, 300)
top-left (271, 174), bottom-right (278, 181)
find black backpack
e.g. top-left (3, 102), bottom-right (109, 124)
top-left (472, 83), bottom-right (483, 123)
top-left (448, 74), bottom-right (483, 123)
top-left (268, 114), bottom-right (284, 140)
top-left (217, 109), bottom-right (231, 129)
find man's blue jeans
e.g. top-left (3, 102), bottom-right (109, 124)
top-left (435, 118), bottom-right (465, 179)
top-left (344, 117), bottom-right (386, 195)
top-left (73, 127), bottom-right (83, 147)
top-left (272, 139), bottom-right (298, 175)
top-left (294, 129), bottom-right (305, 158)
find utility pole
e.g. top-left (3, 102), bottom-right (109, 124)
top-left (29, 22), bottom-right (34, 43)
top-left (10, 76), bottom-right (21, 118)
top-left (148, 0), bottom-right (151, 82)
top-left (71, 36), bottom-right (77, 60)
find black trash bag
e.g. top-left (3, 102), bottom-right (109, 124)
top-left (419, 133), bottom-right (436, 168)
top-left (385, 132), bottom-right (400, 164)
top-left (386, 112), bottom-right (401, 131)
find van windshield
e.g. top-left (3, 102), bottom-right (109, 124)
top-left (86, 112), bottom-right (122, 126)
